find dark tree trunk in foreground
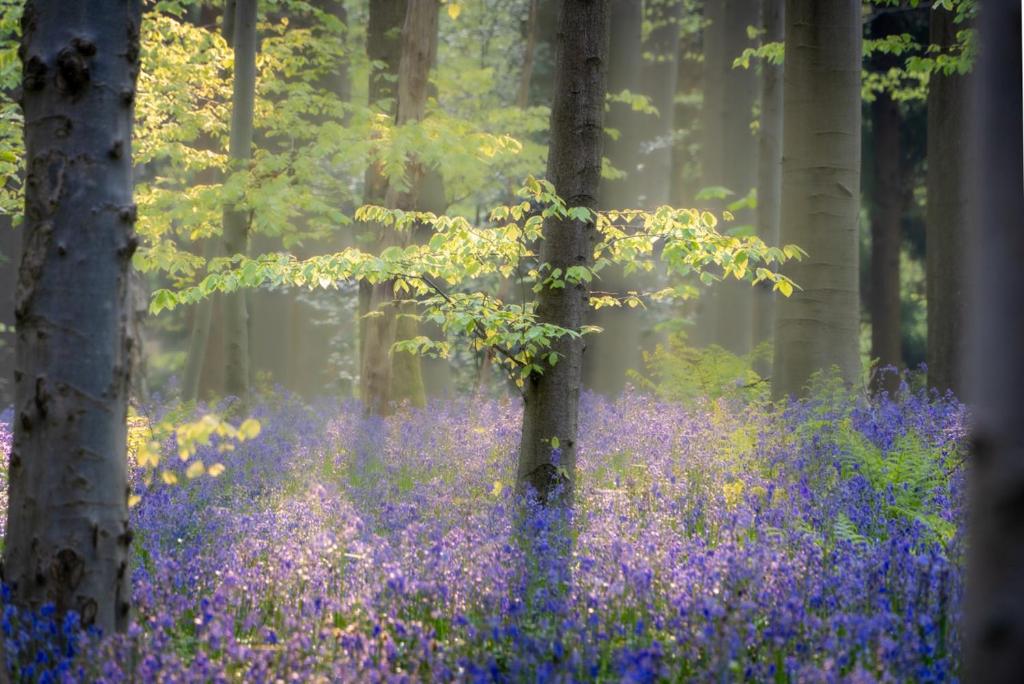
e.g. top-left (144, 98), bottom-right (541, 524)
top-left (4, 0), bottom-right (142, 633)
top-left (925, 6), bottom-right (967, 397)
top-left (965, 2), bottom-right (1024, 680)
top-left (0, 219), bottom-right (15, 407)
top-left (361, 0), bottom-right (438, 415)
top-left (771, 0), bottom-right (862, 399)
top-left (869, 89), bottom-right (903, 393)
top-left (752, 0), bottom-right (784, 366)
top-left (518, 0), bottom-right (609, 505)
top-left (584, 0), bottom-right (643, 397)
top-left (222, 0), bottom-right (257, 398)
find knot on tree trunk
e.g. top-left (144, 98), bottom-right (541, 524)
top-left (56, 44), bottom-right (91, 96)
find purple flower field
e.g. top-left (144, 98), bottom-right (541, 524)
top-left (0, 386), bottom-right (965, 682)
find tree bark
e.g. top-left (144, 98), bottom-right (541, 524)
top-left (361, 0), bottom-right (438, 415)
top-left (770, 0), bottom-right (862, 399)
top-left (0, 216), bottom-right (15, 407)
top-left (222, 0), bottom-right (257, 399)
top-left (515, 0), bottom-right (539, 109)
top-left (698, 0), bottom-right (759, 355)
top-left (518, 0), bottom-right (609, 505)
top-left (584, 0), bottom-right (643, 397)
top-left (925, 6), bottom-right (967, 397)
top-left (965, 1), bottom-right (1024, 679)
top-left (669, 26), bottom-right (702, 210)
top-left (358, 0), bottom-right (407, 412)
top-left (752, 0), bottom-right (784, 366)
top-left (182, 240), bottom-right (215, 402)
top-left (4, 0), bottom-right (142, 633)
top-left (869, 89), bottom-right (903, 394)
top-left (636, 0), bottom-right (680, 208)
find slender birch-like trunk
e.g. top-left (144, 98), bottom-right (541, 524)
top-left (518, 0), bottom-right (609, 505)
top-left (222, 0), bottom-right (257, 399)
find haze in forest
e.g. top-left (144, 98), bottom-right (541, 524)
top-left (0, 0), bottom-right (1021, 681)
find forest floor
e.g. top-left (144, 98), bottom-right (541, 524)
top-left (0, 386), bottom-right (963, 682)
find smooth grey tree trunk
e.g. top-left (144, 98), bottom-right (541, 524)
top-left (518, 0), bottom-right (609, 505)
top-left (584, 0), bottom-right (643, 397)
top-left (964, 2), bottom-right (1024, 679)
top-left (222, 0), bottom-right (257, 399)
top-left (925, 6), bottom-right (967, 397)
top-left (5, 0), bottom-right (142, 633)
top-left (771, 0), bottom-right (862, 399)
top-left (698, 0), bottom-right (759, 355)
top-left (752, 0), bottom-right (784, 365)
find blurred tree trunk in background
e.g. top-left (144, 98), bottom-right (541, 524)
top-left (362, 0), bottom-right (438, 415)
top-left (771, 0), bottom-right (861, 399)
top-left (965, 1), bottom-right (1024, 678)
top-left (518, 0), bottom-right (608, 505)
top-left (868, 11), bottom-right (906, 395)
top-left (868, 91), bottom-right (903, 393)
top-left (358, 0), bottom-right (407, 412)
top-left (4, 0), bottom-right (141, 633)
top-left (925, 5), bottom-right (967, 397)
top-left (389, 2), bottom-right (442, 403)
top-left (696, 0), bottom-right (758, 355)
top-left (182, 240), bottom-right (216, 401)
top-left (250, 0), bottom-right (352, 398)
top-left (222, 0), bottom-right (258, 399)
top-left (637, 0), bottom-right (680, 209)
top-left (180, 3), bottom-right (225, 403)
top-left (752, 0), bottom-right (783, 373)
top-left (584, 0), bottom-right (643, 397)
top-left (669, 19), bottom-right (702, 210)
top-left (515, 0), bottom-right (539, 109)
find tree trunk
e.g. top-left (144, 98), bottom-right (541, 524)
top-left (752, 0), bottom-right (784, 366)
top-left (869, 90), bottom-right (903, 394)
top-left (361, 0), bottom-right (438, 415)
top-left (698, 0), bottom-right (759, 355)
top-left (770, 0), bottom-right (862, 399)
top-left (0, 216), bottom-right (15, 407)
top-left (4, 0), bottom-right (142, 633)
top-left (925, 6), bottom-right (967, 397)
top-left (669, 26), bottom-right (702, 209)
top-left (182, 240), bottom-right (215, 402)
top-left (222, 0), bottom-right (257, 399)
top-left (636, 0), bottom-right (680, 208)
top-left (518, 0), bottom-right (609, 505)
top-left (965, 1), bottom-right (1024, 679)
top-left (358, 0), bottom-right (407, 412)
top-left (515, 0), bottom-right (539, 109)
top-left (584, 0), bottom-right (643, 397)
